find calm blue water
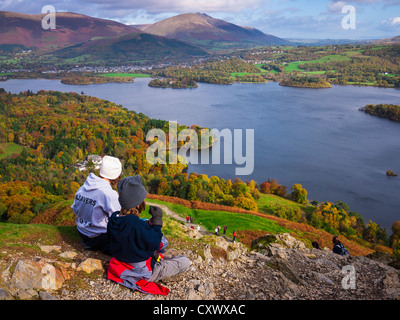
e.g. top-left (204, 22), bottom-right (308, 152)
top-left (2, 78), bottom-right (400, 230)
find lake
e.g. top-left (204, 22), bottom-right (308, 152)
top-left (2, 78), bottom-right (400, 231)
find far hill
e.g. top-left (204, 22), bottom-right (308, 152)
top-left (0, 11), bottom-right (139, 51)
top-left (375, 35), bottom-right (400, 44)
top-left (50, 32), bottom-right (209, 63)
top-left (138, 13), bottom-right (289, 50)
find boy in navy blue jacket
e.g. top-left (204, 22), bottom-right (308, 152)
top-left (107, 176), bottom-right (190, 294)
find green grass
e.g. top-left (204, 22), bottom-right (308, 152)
top-left (230, 64), bottom-right (269, 78)
top-left (284, 61), bottom-right (304, 73)
top-left (99, 73), bottom-right (151, 78)
top-left (1, 58), bottom-right (19, 64)
top-left (63, 54), bottom-right (92, 63)
top-left (138, 204), bottom-right (193, 241)
top-left (341, 50), bottom-right (364, 57)
top-left (304, 71), bottom-right (326, 75)
top-left (304, 54), bottom-right (352, 64)
top-left (230, 72), bottom-right (264, 77)
top-left (0, 142), bottom-right (24, 159)
top-left (0, 223), bottom-right (80, 248)
top-left (284, 54), bottom-right (353, 73)
top-left (256, 193), bottom-right (315, 216)
top-left (254, 65), bottom-right (269, 73)
top-left (146, 198), bottom-right (289, 235)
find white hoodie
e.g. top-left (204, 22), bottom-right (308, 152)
top-left (71, 173), bottom-right (121, 238)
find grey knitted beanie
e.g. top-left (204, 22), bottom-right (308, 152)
top-left (117, 176), bottom-right (147, 209)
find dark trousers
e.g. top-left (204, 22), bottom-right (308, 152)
top-left (79, 231), bottom-right (112, 255)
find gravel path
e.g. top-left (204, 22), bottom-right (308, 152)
top-left (146, 201), bottom-right (207, 234)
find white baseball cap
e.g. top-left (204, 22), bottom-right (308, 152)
top-left (100, 155), bottom-right (122, 180)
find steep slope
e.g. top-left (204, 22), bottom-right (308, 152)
top-left (51, 31), bottom-right (209, 62)
top-left (1, 207), bottom-right (399, 301)
top-left (140, 13), bottom-right (288, 49)
top-left (0, 11), bottom-right (139, 50)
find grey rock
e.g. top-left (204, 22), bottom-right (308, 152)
top-left (0, 288), bottom-right (14, 300)
top-left (39, 291), bottom-right (58, 300)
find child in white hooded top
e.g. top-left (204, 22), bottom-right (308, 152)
top-left (71, 155), bottom-right (122, 254)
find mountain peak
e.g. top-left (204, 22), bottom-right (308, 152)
top-left (0, 10), bottom-right (139, 50)
top-left (140, 12), bottom-right (288, 49)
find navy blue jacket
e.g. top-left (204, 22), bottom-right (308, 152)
top-left (107, 211), bottom-right (162, 263)
top-left (333, 242), bottom-right (349, 255)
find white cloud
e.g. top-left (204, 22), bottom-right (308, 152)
top-left (328, 1), bottom-right (348, 13)
top-left (83, 0), bottom-right (264, 15)
top-left (382, 16), bottom-right (400, 26)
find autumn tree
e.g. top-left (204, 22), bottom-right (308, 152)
top-left (259, 181), bottom-right (271, 194)
top-left (364, 220), bottom-right (380, 242)
top-left (234, 194), bottom-right (258, 212)
top-left (291, 184), bottom-right (308, 205)
top-left (391, 221), bottom-right (400, 258)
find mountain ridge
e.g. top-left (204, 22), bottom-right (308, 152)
top-left (50, 31), bottom-right (209, 62)
top-left (375, 35), bottom-right (400, 44)
top-left (136, 12), bottom-right (289, 49)
top-left (0, 10), bottom-right (139, 50)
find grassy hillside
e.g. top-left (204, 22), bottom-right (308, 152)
top-left (0, 11), bottom-right (139, 51)
top-left (145, 195), bottom-right (375, 256)
top-left (0, 203), bottom-right (213, 266)
top-left (0, 190), bottom-right (378, 263)
top-left (146, 198), bottom-right (289, 235)
top-left (141, 13), bottom-right (288, 50)
top-left (256, 193), bottom-right (314, 216)
top-left (50, 32), bottom-right (208, 64)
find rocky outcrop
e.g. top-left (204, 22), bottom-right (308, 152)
top-left (1, 232), bottom-right (399, 300)
top-left (0, 244), bottom-right (104, 300)
top-left (249, 233), bottom-right (400, 300)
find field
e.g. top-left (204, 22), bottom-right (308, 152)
top-left (0, 223), bottom-right (80, 250)
top-left (145, 196), bottom-right (374, 255)
top-left (145, 198), bottom-right (288, 236)
top-left (283, 54), bottom-right (352, 74)
top-left (256, 193), bottom-right (315, 216)
top-left (0, 142), bottom-right (24, 159)
top-left (305, 54), bottom-right (352, 64)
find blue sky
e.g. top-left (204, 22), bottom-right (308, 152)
top-left (1, 0), bottom-right (400, 39)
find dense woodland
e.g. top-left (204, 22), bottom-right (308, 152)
top-left (145, 45), bottom-right (400, 89)
top-left (279, 76), bottom-right (332, 88)
top-left (148, 78), bottom-right (198, 88)
top-left (0, 90), bottom-right (259, 219)
top-left (2, 44), bottom-right (400, 89)
top-left (1, 45), bottom-right (399, 254)
top-left (254, 45), bottom-right (400, 88)
top-left (60, 75), bottom-right (134, 85)
top-left (0, 89), bottom-right (396, 252)
top-left (152, 58), bottom-right (266, 85)
top-left (359, 104), bottom-right (400, 122)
